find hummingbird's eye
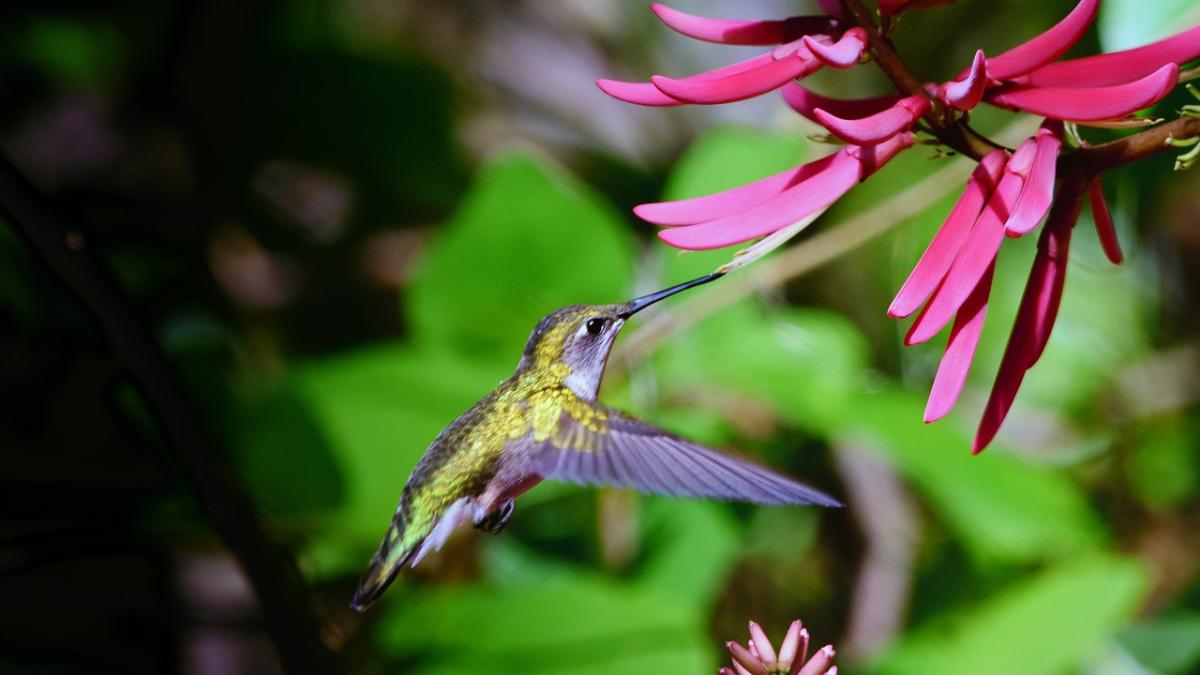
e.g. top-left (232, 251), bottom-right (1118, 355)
top-left (585, 318), bottom-right (606, 335)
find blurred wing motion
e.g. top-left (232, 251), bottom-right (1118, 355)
top-left (538, 407), bottom-right (841, 507)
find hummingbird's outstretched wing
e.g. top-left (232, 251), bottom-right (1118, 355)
top-left (536, 407), bottom-right (841, 507)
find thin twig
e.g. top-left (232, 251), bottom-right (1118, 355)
top-left (0, 154), bottom-right (343, 675)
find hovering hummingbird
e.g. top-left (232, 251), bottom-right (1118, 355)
top-left (351, 272), bottom-right (840, 610)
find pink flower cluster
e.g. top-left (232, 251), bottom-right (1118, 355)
top-left (600, 1), bottom-right (1200, 452)
top-left (722, 620), bottom-right (836, 675)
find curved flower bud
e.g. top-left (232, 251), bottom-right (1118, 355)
top-left (802, 28), bottom-right (867, 69)
top-left (748, 621), bottom-right (778, 668)
top-left (974, 204), bottom-right (1078, 453)
top-left (925, 262), bottom-right (994, 422)
top-left (889, 149), bottom-right (1007, 318)
top-left (940, 49), bottom-right (988, 110)
top-left (878, 0), bottom-right (955, 18)
top-left (1089, 180), bottom-right (1123, 264)
top-left (985, 0), bottom-right (1100, 80)
top-left (634, 157), bottom-right (837, 226)
top-left (728, 641), bottom-right (768, 675)
top-left (650, 3), bottom-right (840, 46)
top-left (657, 133), bottom-right (913, 250)
top-left (813, 94), bottom-right (929, 145)
top-left (796, 645), bottom-right (836, 675)
top-left (780, 83), bottom-right (902, 123)
top-left (987, 63), bottom-right (1179, 121)
top-left (906, 139), bottom-right (1037, 344)
top-left (595, 79), bottom-right (682, 106)
top-left (776, 621), bottom-right (806, 672)
top-left (597, 52), bottom-right (779, 106)
top-left (1020, 24), bottom-right (1200, 87)
top-left (1005, 123), bottom-right (1062, 236)
top-left (651, 51), bottom-right (820, 104)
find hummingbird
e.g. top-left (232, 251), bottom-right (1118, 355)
top-left (351, 272), bottom-right (840, 611)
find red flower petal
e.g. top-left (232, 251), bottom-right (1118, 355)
top-left (1089, 180), bottom-right (1123, 264)
top-left (596, 79), bottom-right (684, 106)
top-left (941, 50), bottom-right (987, 111)
top-left (813, 94), bottom-right (928, 145)
top-left (802, 27), bottom-right (867, 69)
top-left (1020, 24), bottom-right (1200, 87)
top-left (658, 150), bottom-right (862, 250)
top-left (634, 155), bottom-right (839, 226)
top-left (974, 202), bottom-right (1078, 453)
top-left (878, 0), bottom-right (955, 18)
top-left (906, 140), bottom-right (1037, 344)
top-left (889, 149), bottom-right (1007, 318)
top-left (780, 83), bottom-right (901, 123)
top-left (651, 53), bottom-right (820, 104)
top-left (925, 262), bottom-right (994, 422)
top-left (650, 3), bottom-right (840, 46)
top-left (1005, 124), bottom-right (1062, 236)
top-left (987, 63), bottom-right (1179, 121)
top-left (596, 52), bottom-right (777, 106)
top-left (985, 0), bottom-right (1100, 80)
top-left (657, 134), bottom-right (913, 250)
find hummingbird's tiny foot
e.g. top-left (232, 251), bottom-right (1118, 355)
top-left (474, 499), bottom-right (515, 534)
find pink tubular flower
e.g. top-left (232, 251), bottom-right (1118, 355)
top-left (605, 1), bottom-right (1193, 452)
top-left (721, 620), bottom-right (837, 675)
top-left (638, 132), bottom-right (913, 250)
top-left (597, 4), bottom-right (855, 107)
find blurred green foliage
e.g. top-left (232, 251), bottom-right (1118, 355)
top-left (3, 1), bottom-right (1199, 674)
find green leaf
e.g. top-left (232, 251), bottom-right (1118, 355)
top-left (635, 499), bottom-right (741, 612)
top-left (1128, 419), bottom-right (1200, 508)
top-left (874, 555), bottom-right (1147, 675)
top-left (1118, 614), bottom-right (1200, 675)
top-left (656, 125), bottom-right (809, 280)
top-left (408, 153), bottom-right (635, 355)
top-left (657, 301), bottom-right (870, 436)
top-left (377, 570), bottom-right (712, 674)
top-left (844, 389), bottom-right (1106, 562)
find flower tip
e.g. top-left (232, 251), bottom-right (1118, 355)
top-left (802, 28), bottom-right (866, 69)
top-left (942, 49), bottom-right (987, 110)
top-left (748, 621), bottom-right (778, 666)
top-left (596, 78), bottom-right (683, 106)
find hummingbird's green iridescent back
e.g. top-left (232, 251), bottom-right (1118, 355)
top-left (351, 275), bottom-right (839, 611)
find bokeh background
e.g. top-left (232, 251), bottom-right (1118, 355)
top-left (2, 1), bottom-right (1200, 673)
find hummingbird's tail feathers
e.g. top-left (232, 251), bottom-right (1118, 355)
top-left (350, 498), bottom-right (477, 612)
top-left (540, 408), bottom-right (842, 508)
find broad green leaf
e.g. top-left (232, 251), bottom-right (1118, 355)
top-left (1119, 614), bottom-right (1200, 675)
top-left (657, 126), bottom-right (810, 280)
top-left (874, 555), bottom-right (1147, 675)
top-left (635, 499), bottom-right (741, 612)
top-left (844, 389), bottom-right (1106, 562)
top-left (657, 301), bottom-right (869, 436)
top-left (377, 570), bottom-right (712, 673)
top-left (1128, 419), bottom-right (1199, 508)
top-left (408, 153), bottom-right (635, 354)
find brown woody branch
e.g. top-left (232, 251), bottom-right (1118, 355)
top-left (838, 0), bottom-right (1200, 177)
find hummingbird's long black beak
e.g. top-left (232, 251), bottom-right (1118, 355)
top-left (619, 272), bottom-right (724, 318)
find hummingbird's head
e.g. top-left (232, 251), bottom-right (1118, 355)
top-left (518, 273), bottom-right (723, 398)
